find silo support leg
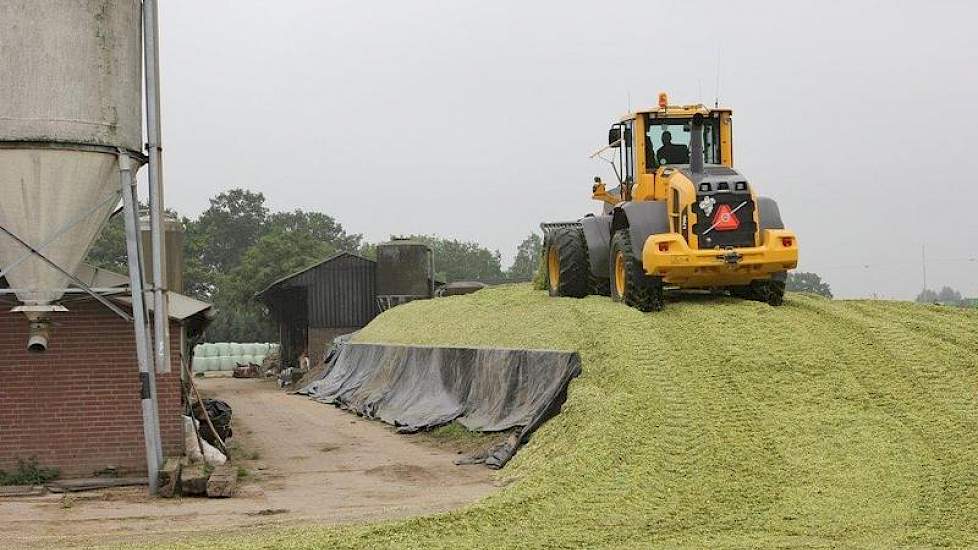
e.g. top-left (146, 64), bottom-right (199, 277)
top-left (118, 150), bottom-right (163, 495)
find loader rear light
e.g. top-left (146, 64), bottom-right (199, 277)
top-left (658, 242), bottom-right (670, 252)
top-left (781, 237), bottom-right (793, 247)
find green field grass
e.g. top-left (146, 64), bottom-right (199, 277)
top-left (156, 285), bottom-right (978, 549)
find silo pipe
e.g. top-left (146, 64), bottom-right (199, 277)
top-left (143, 0), bottom-right (171, 378)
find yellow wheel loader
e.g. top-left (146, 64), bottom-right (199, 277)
top-left (542, 94), bottom-right (798, 311)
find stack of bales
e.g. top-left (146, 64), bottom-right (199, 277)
top-left (192, 342), bottom-right (279, 373)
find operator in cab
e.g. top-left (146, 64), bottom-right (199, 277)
top-left (656, 131), bottom-right (689, 165)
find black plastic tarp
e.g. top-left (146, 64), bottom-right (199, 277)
top-left (298, 342), bottom-right (581, 468)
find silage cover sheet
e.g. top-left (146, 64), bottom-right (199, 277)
top-left (299, 342), bottom-right (580, 468)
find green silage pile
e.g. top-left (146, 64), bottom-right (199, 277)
top-left (162, 285), bottom-right (978, 549)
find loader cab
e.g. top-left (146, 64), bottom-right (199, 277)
top-left (645, 117), bottom-right (721, 169)
top-left (600, 98), bottom-right (734, 204)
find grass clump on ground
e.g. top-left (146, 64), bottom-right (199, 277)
top-left (409, 421), bottom-right (506, 456)
top-left (155, 284), bottom-right (978, 549)
top-left (0, 457), bottom-right (59, 486)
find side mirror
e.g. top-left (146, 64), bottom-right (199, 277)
top-left (608, 126), bottom-right (621, 148)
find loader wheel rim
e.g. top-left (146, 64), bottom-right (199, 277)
top-left (548, 246), bottom-right (560, 291)
top-left (614, 251), bottom-right (626, 298)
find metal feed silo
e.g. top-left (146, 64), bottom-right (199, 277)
top-left (140, 212), bottom-right (185, 293)
top-left (376, 239), bottom-right (434, 311)
top-left (0, 1), bottom-right (143, 343)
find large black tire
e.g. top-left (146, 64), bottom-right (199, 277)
top-left (536, 232), bottom-right (553, 291)
top-left (729, 274), bottom-right (786, 306)
top-left (591, 276), bottom-right (611, 297)
top-left (546, 228), bottom-right (590, 298)
top-left (609, 229), bottom-right (663, 312)
top-left (755, 278), bottom-right (786, 306)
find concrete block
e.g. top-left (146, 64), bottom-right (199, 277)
top-left (206, 463), bottom-right (237, 498)
top-left (158, 458), bottom-right (182, 498)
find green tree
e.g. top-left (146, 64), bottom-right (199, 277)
top-left (401, 235), bottom-right (504, 282)
top-left (358, 241), bottom-right (377, 260)
top-left (182, 221), bottom-right (218, 301)
top-left (507, 233), bottom-right (543, 281)
top-left (85, 212), bottom-right (127, 273)
top-left (193, 189), bottom-right (268, 272)
top-left (207, 230), bottom-right (336, 342)
top-left (917, 286), bottom-right (965, 306)
top-left (264, 210), bottom-right (362, 252)
top-left (83, 188), bottom-right (365, 342)
top-left (785, 272), bottom-right (833, 298)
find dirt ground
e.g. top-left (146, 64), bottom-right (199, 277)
top-left (0, 377), bottom-right (497, 549)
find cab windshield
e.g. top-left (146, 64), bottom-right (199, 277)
top-left (644, 115), bottom-right (720, 171)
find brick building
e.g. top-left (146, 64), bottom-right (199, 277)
top-left (0, 265), bottom-right (211, 478)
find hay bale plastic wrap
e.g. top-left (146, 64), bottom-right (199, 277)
top-left (193, 356), bottom-right (215, 372)
top-left (192, 342), bottom-right (274, 372)
top-left (196, 343), bottom-right (215, 357)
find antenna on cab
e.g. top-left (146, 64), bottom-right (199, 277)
top-left (714, 47), bottom-right (721, 108)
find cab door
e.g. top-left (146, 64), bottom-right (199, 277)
top-left (619, 120), bottom-right (635, 199)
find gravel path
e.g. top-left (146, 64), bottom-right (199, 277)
top-left (0, 377), bottom-right (495, 549)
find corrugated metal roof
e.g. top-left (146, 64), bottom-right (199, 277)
top-left (256, 252), bottom-right (375, 299)
top-left (67, 263), bottom-right (212, 321)
top-left (72, 263), bottom-right (130, 288)
top-left (113, 291), bottom-right (212, 322)
top-left (1, 262), bottom-right (212, 322)
top-left (257, 252), bottom-right (378, 329)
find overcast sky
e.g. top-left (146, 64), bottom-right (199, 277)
top-left (155, 0), bottom-right (977, 299)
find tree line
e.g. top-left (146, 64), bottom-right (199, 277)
top-left (915, 286), bottom-right (975, 307)
top-left (86, 188), bottom-right (542, 342)
top-left (94, 188), bottom-right (936, 342)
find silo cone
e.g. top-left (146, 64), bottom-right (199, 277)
top-left (0, 1), bottom-right (144, 351)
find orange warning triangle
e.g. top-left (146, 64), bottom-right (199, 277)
top-left (712, 204), bottom-right (740, 231)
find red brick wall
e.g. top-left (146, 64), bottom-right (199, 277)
top-left (0, 301), bottom-right (184, 478)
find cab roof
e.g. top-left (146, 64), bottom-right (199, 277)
top-left (618, 103), bottom-right (732, 123)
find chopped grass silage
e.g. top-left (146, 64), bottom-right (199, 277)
top-left (149, 285), bottom-right (978, 549)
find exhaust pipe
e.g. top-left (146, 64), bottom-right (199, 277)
top-left (690, 113), bottom-right (704, 174)
top-left (27, 318), bottom-right (51, 353)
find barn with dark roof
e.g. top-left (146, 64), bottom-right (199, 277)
top-left (256, 252), bottom-right (378, 366)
